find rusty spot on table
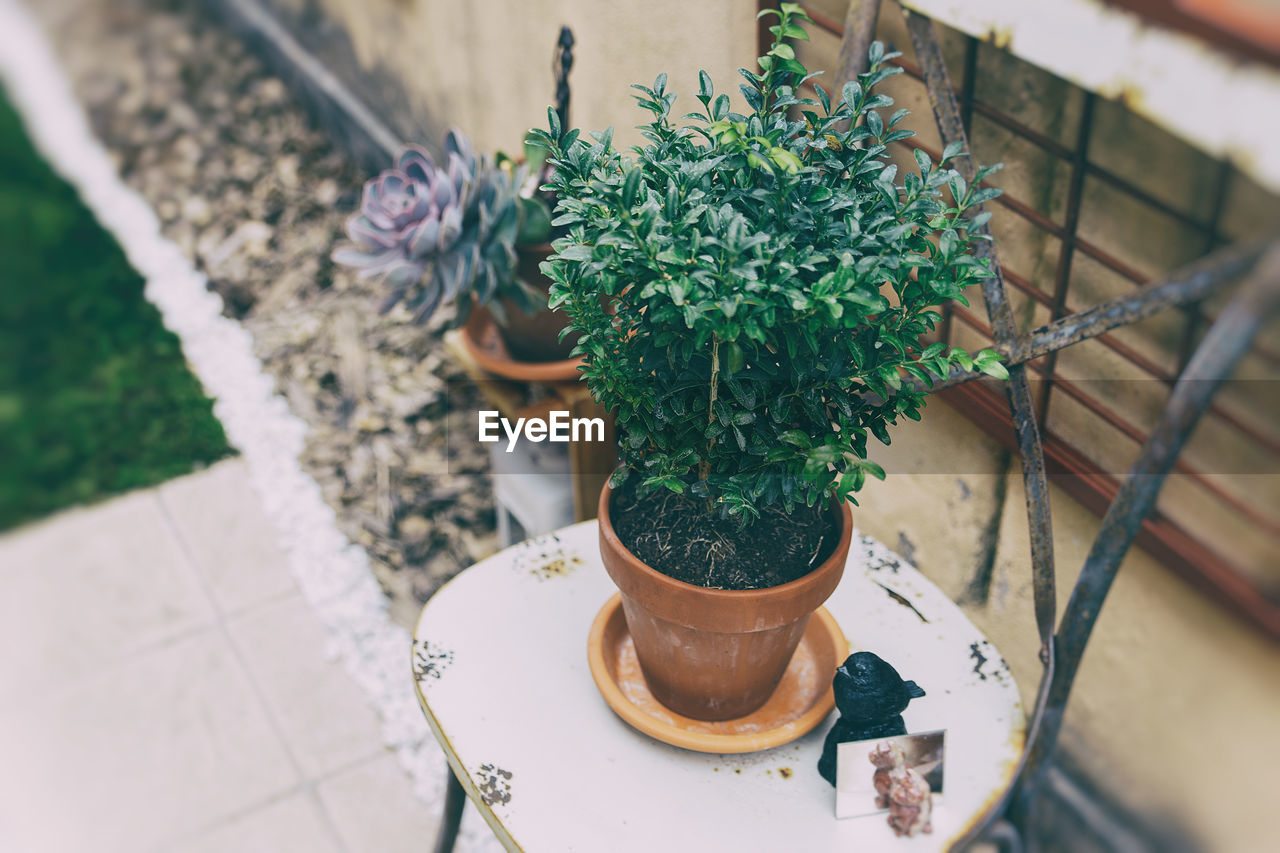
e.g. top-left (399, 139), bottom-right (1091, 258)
top-left (519, 534), bottom-right (585, 581)
top-left (476, 763), bottom-right (513, 806)
top-left (969, 640), bottom-right (1010, 683)
top-left (413, 639), bottom-right (455, 681)
top-left (778, 767), bottom-right (793, 779)
top-left (860, 536), bottom-right (901, 574)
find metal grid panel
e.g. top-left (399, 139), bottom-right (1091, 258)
top-left (796, 2), bottom-right (1280, 639)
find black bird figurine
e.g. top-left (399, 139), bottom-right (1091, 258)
top-left (817, 652), bottom-right (926, 786)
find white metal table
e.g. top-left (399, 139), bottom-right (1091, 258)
top-left (413, 520), bottom-right (1024, 852)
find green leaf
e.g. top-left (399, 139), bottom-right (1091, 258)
top-left (769, 147), bottom-right (803, 173)
top-left (866, 110), bottom-right (883, 139)
top-left (779, 429), bottom-right (810, 447)
top-left (622, 167), bottom-right (643, 208)
top-left (974, 349), bottom-right (1009, 379)
top-left (969, 186), bottom-right (1003, 205)
top-left (698, 70), bottom-right (713, 100)
top-left (912, 147), bottom-right (931, 176)
top-left (860, 460), bottom-right (886, 480)
top-left (979, 360), bottom-right (1009, 380)
top-left (842, 80), bottom-right (862, 108)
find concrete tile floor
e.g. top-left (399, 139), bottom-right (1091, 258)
top-left (0, 458), bottom-right (437, 853)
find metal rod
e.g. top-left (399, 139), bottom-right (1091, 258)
top-left (1176, 161), bottom-right (1233, 371)
top-left (936, 242), bottom-right (1274, 466)
top-left (904, 2), bottom-right (1058, 657)
top-left (960, 37), bottom-right (978, 133)
top-left (1009, 240), bottom-right (1267, 364)
top-left (944, 239), bottom-right (1278, 456)
top-left (904, 11), bottom-right (1059, 845)
top-left (1049, 376), bottom-right (1280, 536)
top-left (1037, 93), bottom-right (1096, 426)
top-left (835, 0), bottom-right (882, 88)
top-left (1018, 243), bottom-right (1280, 804)
top-left (554, 27), bottom-right (575, 132)
top-left (433, 768), bottom-right (467, 853)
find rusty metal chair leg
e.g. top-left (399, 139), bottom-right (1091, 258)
top-left (978, 818), bottom-right (1025, 853)
top-left (433, 767), bottom-right (466, 853)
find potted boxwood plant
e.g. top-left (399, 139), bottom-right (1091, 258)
top-left (529, 3), bottom-right (1008, 721)
top-left (332, 128), bottom-right (574, 362)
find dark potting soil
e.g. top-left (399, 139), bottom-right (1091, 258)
top-left (611, 482), bottom-right (838, 590)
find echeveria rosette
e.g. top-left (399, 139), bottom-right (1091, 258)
top-left (332, 129), bottom-right (537, 325)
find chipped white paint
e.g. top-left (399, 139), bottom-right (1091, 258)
top-left (901, 0), bottom-right (1280, 193)
top-left (415, 524), bottom-right (1025, 852)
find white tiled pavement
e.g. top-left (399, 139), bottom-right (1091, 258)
top-left (0, 458), bottom-right (440, 853)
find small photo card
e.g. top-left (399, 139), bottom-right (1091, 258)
top-left (835, 729), bottom-right (946, 820)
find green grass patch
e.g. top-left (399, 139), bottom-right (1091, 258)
top-left (0, 87), bottom-right (232, 530)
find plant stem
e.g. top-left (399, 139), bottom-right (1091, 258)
top-left (699, 338), bottom-right (720, 510)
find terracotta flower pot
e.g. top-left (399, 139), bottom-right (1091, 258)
top-left (495, 243), bottom-right (577, 363)
top-left (598, 485), bottom-right (853, 721)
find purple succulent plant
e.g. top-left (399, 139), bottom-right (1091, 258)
top-left (332, 129), bottom-right (523, 324)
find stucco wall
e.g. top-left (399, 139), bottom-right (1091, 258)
top-left (253, 1), bottom-right (1280, 849)
top-left (259, 0), bottom-right (758, 156)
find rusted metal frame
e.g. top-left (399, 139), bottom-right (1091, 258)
top-left (941, 238), bottom-right (1280, 471)
top-left (891, 130), bottom-right (1154, 288)
top-left (835, 0), bottom-right (883, 93)
top-left (829, 101), bottom-right (1238, 394)
top-left (893, 57), bottom-right (1229, 242)
top-left (805, 5), bottom-right (848, 38)
top-left (807, 95), bottom-right (1267, 434)
top-left (904, 10), bottom-right (1058, 845)
top-left (953, 239), bottom-right (1278, 456)
top-left (939, 380), bottom-right (1280, 641)
top-left (434, 768), bottom-right (466, 853)
top-left (553, 27), bottom-right (575, 134)
top-left (970, 98), bottom-right (1073, 160)
top-left (939, 37), bottom-right (979, 348)
top-left (1036, 93), bottom-right (1096, 426)
top-left (959, 37), bottom-right (978, 133)
top-left (1018, 244), bottom-right (1280, 806)
top-left (1048, 376), bottom-right (1280, 536)
top-left (948, 286), bottom-right (1280, 537)
top-left (1176, 161), bottom-right (1234, 372)
top-left (944, 300), bottom-right (1280, 466)
top-left (1009, 239), bottom-right (1266, 363)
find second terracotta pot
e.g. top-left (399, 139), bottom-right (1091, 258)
top-left (598, 486), bottom-right (852, 721)
top-left (495, 244), bottom-right (577, 363)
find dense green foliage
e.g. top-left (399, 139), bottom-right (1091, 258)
top-left (530, 5), bottom-right (1008, 523)
top-left (0, 88), bottom-right (231, 530)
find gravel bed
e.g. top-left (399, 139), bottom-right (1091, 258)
top-left (30, 0), bottom-right (498, 627)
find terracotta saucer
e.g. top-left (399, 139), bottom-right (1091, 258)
top-left (587, 593), bottom-right (847, 754)
top-left (460, 309), bottom-right (582, 383)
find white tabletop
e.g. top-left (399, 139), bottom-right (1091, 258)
top-left (413, 520), bottom-right (1024, 852)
